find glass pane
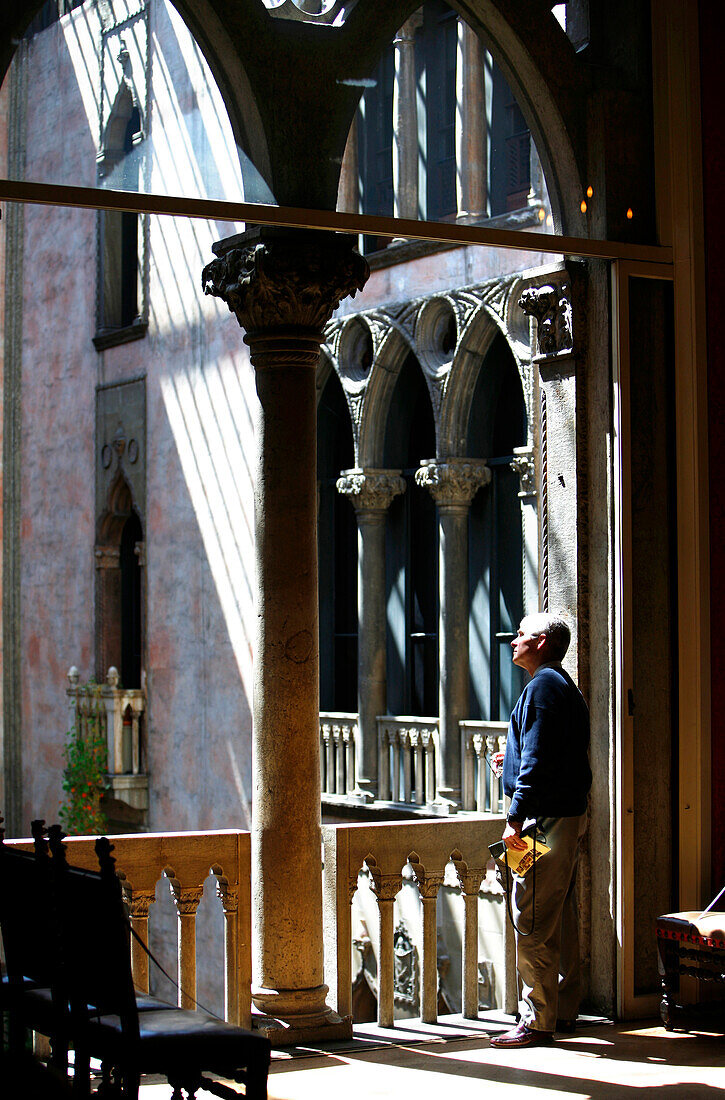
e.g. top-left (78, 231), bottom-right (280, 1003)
top-left (2, 0), bottom-right (654, 247)
top-left (3, 0), bottom-right (274, 204)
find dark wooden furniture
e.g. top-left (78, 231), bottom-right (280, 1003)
top-left (656, 909), bottom-right (725, 1032)
top-left (54, 836), bottom-right (271, 1099)
top-left (1, 821), bottom-right (271, 1098)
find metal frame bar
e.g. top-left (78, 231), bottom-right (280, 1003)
top-left (0, 178), bottom-right (674, 265)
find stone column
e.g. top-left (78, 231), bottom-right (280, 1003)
top-left (202, 229), bottom-right (368, 1043)
top-left (393, 15), bottom-right (421, 221)
top-left (510, 448), bottom-right (539, 616)
top-left (415, 459), bottom-right (491, 808)
top-left (336, 468), bottom-right (406, 799)
top-left (456, 19), bottom-right (488, 222)
top-left (337, 113), bottom-right (359, 214)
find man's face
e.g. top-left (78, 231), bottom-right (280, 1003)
top-left (511, 619), bottom-right (546, 674)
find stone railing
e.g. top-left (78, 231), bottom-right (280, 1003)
top-left (377, 716), bottom-right (438, 805)
top-left (8, 830), bottom-right (251, 1028)
top-left (319, 712), bottom-right (357, 796)
top-left (460, 721), bottom-right (508, 813)
top-left (322, 816), bottom-right (516, 1027)
top-left (67, 666), bottom-right (147, 811)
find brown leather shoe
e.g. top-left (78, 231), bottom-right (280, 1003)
top-left (489, 1022), bottom-right (553, 1048)
top-left (556, 1018), bottom-right (576, 1034)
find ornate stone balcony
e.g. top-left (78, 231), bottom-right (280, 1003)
top-left (67, 666), bottom-right (148, 814)
top-left (320, 713), bottom-right (508, 813)
top-left (377, 716), bottom-right (438, 806)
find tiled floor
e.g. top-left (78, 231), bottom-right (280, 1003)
top-left (137, 1017), bottom-right (725, 1099)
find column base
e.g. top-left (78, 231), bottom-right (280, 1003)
top-left (432, 791), bottom-right (460, 814)
top-left (252, 1008), bottom-right (353, 1047)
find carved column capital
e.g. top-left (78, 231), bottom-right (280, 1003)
top-left (336, 468), bottom-right (406, 513)
top-left (408, 858), bottom-right (445, 901)
top-left (202, 232), bottom-right (369, 364)
top-left (518, 282), bottom-right (573, 358)
top-left (169, 882), bottom-right (204, 917)
top-left (369, 871), bottom-right (403, 904)
top-left (216, 880), bottom-right (239, 915)
top-left (510, 449), bottom-right (536, 498)
top-left (128, 889), bottom-right (156, 919)
top-left (415, 459), bottom-right (491, 508)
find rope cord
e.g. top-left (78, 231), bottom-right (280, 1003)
top-left (125, 918), bottom-right (225, 1022)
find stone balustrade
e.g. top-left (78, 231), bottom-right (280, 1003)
top-left (377, 716), bottom-right (438, 805)
top-left (460, 721), bottom-right (508, 813)
top-left (8, 830), bottom-right (252, 1028)
top-left (322, 816), bottom-right (516, 1028)
top-left (67, 666), bottom-right (147, 812)
top-left (319, 712), bottom-right (357, 796)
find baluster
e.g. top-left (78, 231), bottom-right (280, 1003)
top-left (335, 725), bottom-right (346, 793)
top-left (128, 890), bottom-right (156, 994)
top-left (345, 724), bottom-right (355, 794)
top-left (326, 728), bottom-right (335, 794)
top-left (369, 870), bottom-right (402, 1028)
top-left (414, 736), bottom-right (424, 804)
top-left (169, 881), bottom-right (204, 1009)
top-left (455, 865), bottom-right (485, 1018)
top-left (496, 732), bottom-right (507, 812)
top-left (409, 857), bottom-right (444, 1024)
top-left (391, 732), bottom-right (401, 802)
top-left (378, 726), bottom-right (390, 800)
top-left (320, 723), bottom-right (327, 790)
top-left (217, 880), bottom-right (239, 1024)
top-left (402, 731), bottom-right (412, 803)
top-left (131, 705), bottom-right (141, 774)
top-left (477, 735), bottom-right (487, 812)
top-left (424, 732), bottom-right (436, 804)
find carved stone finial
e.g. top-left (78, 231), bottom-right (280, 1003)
top-left (202, 233), bottom-right (369, 345)
top-left (48, 825), bottom-right (67, 866)
top-left (68, 666), bottom-right (80, 686)
top-left (107, 666), bottom-right (120, 688)
top-left (518, 283), bottom-right (573, 357)
top-left (336, 469), bottom-right (406, 513)
top-left (510, 450), bottom-right (536, 498)
top-left (415, 459), bottom-right (491, 507)
top-left (95, 836), bottom-right (117, 881)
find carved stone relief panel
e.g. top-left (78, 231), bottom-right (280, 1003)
top-left (96, 377), bottom-right (146, 527)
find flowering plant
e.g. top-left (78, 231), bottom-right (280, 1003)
top-left (59, 687), bottom-right (109, 835)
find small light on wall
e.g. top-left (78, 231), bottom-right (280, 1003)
top-left (626, 207), bottom-right (634, 220)
top-left (546, 214), bottom-right (553, 227)
top-left (538, 207), bottom-right (546, 222)
top-left (586, 185), bottom-right (594, 198)
top-left (580, 200), bottom-right (587, 214)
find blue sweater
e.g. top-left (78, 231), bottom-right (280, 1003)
top-left (503, 664), bottom-right (592, 822)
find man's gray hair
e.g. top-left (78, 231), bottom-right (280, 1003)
top-left (520, 613), bottom-right (571, 661)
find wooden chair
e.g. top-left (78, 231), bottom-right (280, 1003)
top-left (53, 836), bottom-right (271, 1099)
top-left (656, 909), bottom-right (725, 1032)
top-left (0, 819), bottom-right (69, 1066)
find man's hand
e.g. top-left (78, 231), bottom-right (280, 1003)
top-left (502, 819), bottom-right (528, 851)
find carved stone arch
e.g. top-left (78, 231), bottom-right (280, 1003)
top-left (98, 78), bottom-right (142, 179)
top-left (97, 468), bottom-right (140, 545)
top-left (440, 288), bottom-right (531, 457)
top-left (356, 318), bottom-right (415, 468)
top-left (438, 308), bottom-right (500, 458)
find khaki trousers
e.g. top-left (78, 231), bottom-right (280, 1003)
top-left (511, 812), bottom-right (588, 1033)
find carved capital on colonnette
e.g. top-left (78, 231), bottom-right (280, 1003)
top-left (201, 232), bottom-right (369, 347)
top-left (336, 468), bottom-right (406, 513)
top-left (407, 854), bottom-right (445, 901)
top-left (169, 882), bottom-right (204, 918)
top-left (415, 459), bottom-right (491, 507)
top-left (510, 449), bottom-right (536, 498)
top-left (518, 282), bottom-right (573, 358)
top-left (128, 889), bottom-right (156, 920)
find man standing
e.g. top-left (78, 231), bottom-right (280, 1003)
top-left (489, 613), bottom-right (592, 1048)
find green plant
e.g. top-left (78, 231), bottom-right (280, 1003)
top-left (59, 689), bottom-right (109, 835)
